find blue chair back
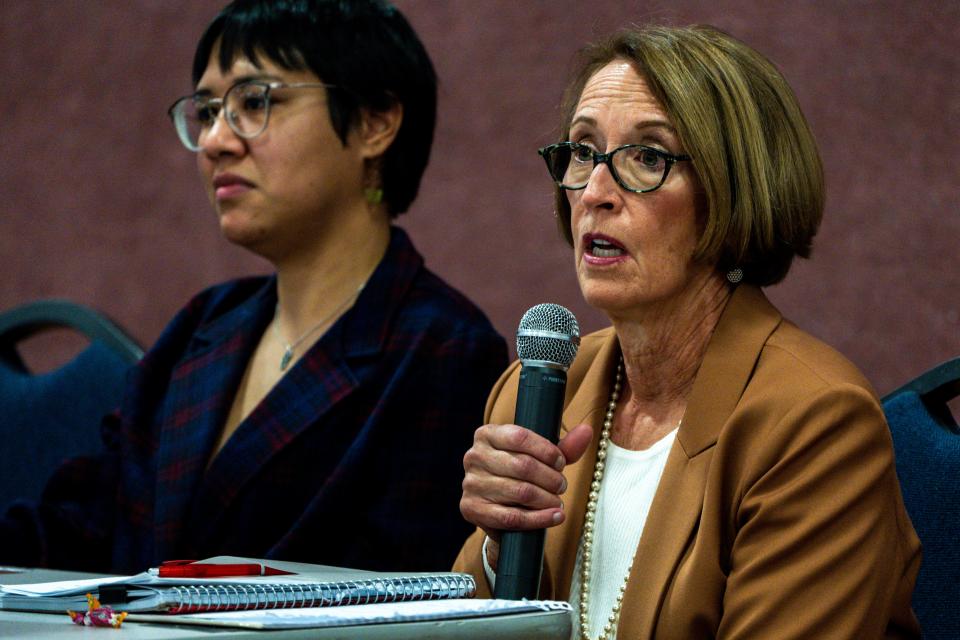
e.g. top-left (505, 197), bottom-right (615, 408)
top-left (0, 300), bottom-right (143, 510)
top-left (882, 357), bottom-right (960, 640)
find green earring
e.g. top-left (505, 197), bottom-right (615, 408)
top-left (364, 187), bottom-right (383, 205)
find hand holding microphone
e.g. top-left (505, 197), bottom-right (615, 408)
top-left (460, 304), bottom-right (593, 600)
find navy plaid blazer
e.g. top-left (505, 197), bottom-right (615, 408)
top-left (2, 227), bottom-right (507, 573)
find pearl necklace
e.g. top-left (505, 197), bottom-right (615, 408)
top-left (273, 282), bottom-right (365, 371)
top-left (578, 358), bottom-right (681, 640)
top-left (578, 357), bottom-right (628, 640)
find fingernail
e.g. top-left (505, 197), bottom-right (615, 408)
top-left (559, 477), bottom-right (568, 493)
top-left (552, 511), bottom-right (563, 524)
top-left (554, 455), bottom-right (565, 471)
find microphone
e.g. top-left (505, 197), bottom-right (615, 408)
top-left (494, 303), bottom-right (580, 600)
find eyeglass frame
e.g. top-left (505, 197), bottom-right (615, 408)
top-left (166, 80), bottom-right (336, 152)
top-left (538, 141), bottom-right (692, 194)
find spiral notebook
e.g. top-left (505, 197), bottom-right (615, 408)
top-left (0, 556), bottom-right (475, 614)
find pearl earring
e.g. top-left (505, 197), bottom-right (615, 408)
top-left (726, 267), bottom-right (744, 284)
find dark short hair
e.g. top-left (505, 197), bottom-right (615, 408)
top-left (553, 26), bottom-right (824, 286)
top-left (193, 0), bottom-right (437, 217)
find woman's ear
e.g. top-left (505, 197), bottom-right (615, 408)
top-left (357, 101), bottom-right (403, 160)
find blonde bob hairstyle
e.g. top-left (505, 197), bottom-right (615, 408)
top-left (553, 25), bottom-right (824, 286)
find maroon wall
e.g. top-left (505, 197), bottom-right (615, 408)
top-left (1, 0), bottom-right (957, 395)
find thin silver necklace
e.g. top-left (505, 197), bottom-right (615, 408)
top-left (273, 282), bottom-right (365, 371)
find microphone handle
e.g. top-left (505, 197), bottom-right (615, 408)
top-left (493, 364), bottom-right (567, 600)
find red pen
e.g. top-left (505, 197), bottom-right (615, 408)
top-left (148, 560), bottom-right (295, 578)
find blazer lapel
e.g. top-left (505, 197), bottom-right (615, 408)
top-left (152, 283), bottom-right (273, 561)
top-left (543, 329), bottom-right (621, 599)
top-left (617, 285), bottom-right (782, 638)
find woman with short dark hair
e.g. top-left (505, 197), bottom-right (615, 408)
top-left (1, 0), bottom-right (507, 574)
top-left (456, 25), bottom-right (919, 639)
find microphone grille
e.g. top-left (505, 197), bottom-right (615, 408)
top-left (516, 303), bottom-right (580, 368)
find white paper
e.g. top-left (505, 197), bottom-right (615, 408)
top-left (127, 598), bottom-right (573, 629)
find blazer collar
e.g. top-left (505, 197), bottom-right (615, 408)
top-left (678, 284), bottom-right (781, 457)
top-left (187, 278), bottom-right (276, 359)
top-left (542, 285), bottom-right (782, 637)
top-left (337, 226), bottom-right (423, 359)
top-left (543, 327), bottom-right (621, 598)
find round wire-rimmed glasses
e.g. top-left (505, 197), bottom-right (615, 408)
top-left (538, 141), bottom-right (692, 193)
top-left (167, 80), bottom-right (334, 151)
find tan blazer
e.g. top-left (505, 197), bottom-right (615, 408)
top-left (454, 285), bottom-right (920, 638)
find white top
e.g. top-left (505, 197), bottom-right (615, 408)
top-left (482, 428), bottom-right (677, 640)
top-left (569, 429), bottom-right (677, 639)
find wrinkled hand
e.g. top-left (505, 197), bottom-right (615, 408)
top-left (460, 422), bottom-right (593, 570)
